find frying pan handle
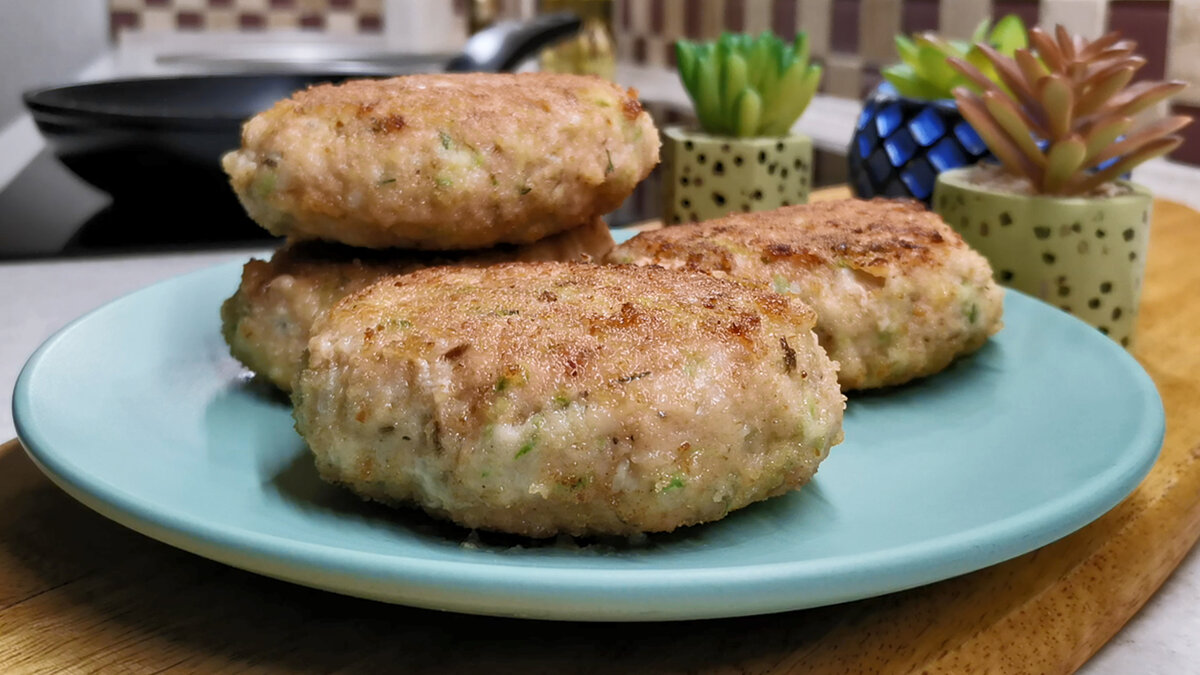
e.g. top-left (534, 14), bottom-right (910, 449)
top-left (446, 12), bottom-right (583, 73)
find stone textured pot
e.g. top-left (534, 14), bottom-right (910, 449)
top-left (848, 82), bottom-right (994, 205)
top-left (662, 126), bottom-right (812, 224)
top-left (933, 166), bottom-right (1152, 347)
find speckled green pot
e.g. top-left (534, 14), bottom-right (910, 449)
top-left (662, 126), bottom-right (812, 224)
top-left (933, 167), bottom-right (1153, 347)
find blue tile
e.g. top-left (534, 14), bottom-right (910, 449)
top-left (954, 121), bottom-right (988, 157)
top-left (857, 131), bottom-right (873, 159)
top-left (875, 103), bottom-right (903, 138)
top-left (856, 102), bottom-right (876, 131)
top-left (867, 148), bottom-right (894, 184)
top-left (900, 157), bottom-right (936, 200)
top-left (929, 136), bottom-right (968, 172)
top-left (909, 107), bottom-right (946, 147)
top-left (884, 130), bottom-right (917, 166)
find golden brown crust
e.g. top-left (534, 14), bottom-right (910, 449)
top-left (295, 262), bottom-right (844, 537)
top-left (223, 73), bottom-right (660, 249)
top-left (617, 199), bottom-right (964, 278)
top-left (608, 199), bottom-right (1004, 390)
top-left (221, 219), bottom-right (615, 391)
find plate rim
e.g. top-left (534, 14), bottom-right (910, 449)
top-left (11, 259), bottom-right (1166, 620)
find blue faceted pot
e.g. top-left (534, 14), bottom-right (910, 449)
top-left (848, 82), bottom-right (993, 205)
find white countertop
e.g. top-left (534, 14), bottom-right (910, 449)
top-left (1, 41), bottom-right (1196, 672)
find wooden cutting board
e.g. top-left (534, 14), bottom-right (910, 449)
top-left (2, 189), bottom-right (1199, 673)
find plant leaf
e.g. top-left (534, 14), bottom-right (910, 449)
top-left (794, 32), bottom-right (810, 71)
top-left (1072, 136), bottom-right (1182, 194)
top-left (989, 14), bottom-right (1028, 52)
top-left (1081, 116), bottom-right (1133, 163)
top-left (694, 56), bottom-right (723, 134)
top-left (894, 34), bottom-right (920, 67)
top-left (883, 63), bottom-right (945, 99)
top-left (954, 88), bottom-right (1043, 183)
top-left (1014, 48), bottom-right (1049, 84)
top-left (1042, 135), bottom-right (1087, 194)
top-left (721, 51), bottom-right (749, 129)
top-left (1075, 64), bottom-right (1136, 118)
top-left (676, 42), bottom-right (699, 93)
top-left (1086, 115), bottom-right (1192, 168)
top-left (1029, 27), bottom-right (1065, 73)
top-left (1038, 74), bottom-right (1075, 140)
top-left (1078, 31), bottom-right (1126, 59)
top-left (983, 90), bottom-right (1046, 168)
top-left (977, 43), bottom-right (1043, 113)
top-left (1111, 80), bottom-right (1189, 118)
top-left (971, 18), bottom-right (992, 44)
top-left (1056, 25), bottom-right (1077, 61)
top-left (733, 89), bottom-right (763, 137)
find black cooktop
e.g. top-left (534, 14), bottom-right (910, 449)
top-left (0, 150), bottom-right (278, 260)
top-left (0, 150), bottom-right (664, 260)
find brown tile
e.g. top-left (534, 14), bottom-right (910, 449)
top-left (860, 64), bottom-right (882, 97)
top-left (110, 9), bottom-right (140, 36)
top-left (299, 12), bottom-right (325, 29)
top-left (771, 0), bottom-right (795, 37)
top-left (145, 0), bottom-right (169, 6)
top-left (330, 0), bottom-right (355, 9)
top-left (992, 0), bottom-right (1039, 30)
top-left (664, 40), bottom-right (678, 66)
top-left (176, 11), bottom-right (205, 29)
top-left (902, 0), bottom-right (939, 35)
top-left (269, 0), bottom-right (296, 9)
top-left (725, 0), bottom-right (745, 33)
top-left (239, 12), bottom-right (266, 29)
top-left (620, 0), bottom-right (631, 29)
top-left (208, 0), bottom-right (233, 7)
top-left (684, 0), bottom-right (703, 37)
top-left (831, 0), bottom-right (859, 52)
top-left (634, 35), bottom-right (648, 62)
top-left (358, 13), bottom-right (383, 32)
top-left (1170, 103), bottom-right (1200, 166)
top-left (651, 0), bottom-right (665, 32)
top-left (1108, 1), bottom-right (1169, 82)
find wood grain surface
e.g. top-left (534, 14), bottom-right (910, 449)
top-left (3, 190), bottom-right (1199, 674)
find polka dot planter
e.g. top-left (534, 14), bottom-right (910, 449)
top-left (662, 126), bottom-right (812, 225)
top-left (934, 166), bottom-right (1152, 348)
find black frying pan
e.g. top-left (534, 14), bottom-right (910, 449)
top-left (22, 13), bottom-right (581, 230)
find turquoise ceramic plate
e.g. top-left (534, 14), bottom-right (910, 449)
top-left (14, 256), bottom-right (1163, 621)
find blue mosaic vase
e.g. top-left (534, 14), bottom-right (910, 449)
top-left (848, 82), bottom-right (993, 205)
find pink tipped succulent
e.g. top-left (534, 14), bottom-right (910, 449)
top-left (948, 25), bottom-right (1191, 196)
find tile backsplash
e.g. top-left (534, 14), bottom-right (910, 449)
top-left (108, 0), bottom-right (390, 36)
top-left (105, 0), bottom-right (1200, 165)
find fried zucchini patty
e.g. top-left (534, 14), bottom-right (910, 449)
top-left (608, 199), bottom-right (1004, 390)
top-left (223, 73), bottom-right (659, 250)
top-left (222, 218), bottom-right (614, 392)
top-left (293, 262), bottom-right (844, 537)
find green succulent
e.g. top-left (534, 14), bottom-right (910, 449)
top-left (675, 31), bottom-right (823, 138)
top-left (883, 15), bottom-right (1028, 100)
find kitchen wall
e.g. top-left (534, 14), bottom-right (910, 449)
top-left (0, 2), bottom-right (108, 127)
top-left (104, 0), bottom-right (1200, 165)
top-left (107, 0), bottom-right (390, 35)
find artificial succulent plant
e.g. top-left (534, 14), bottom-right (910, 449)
top-left (948, 25), bottom-right (1191, 196)
top-left (675, 31), bottom-right (823, 137)
top-left (883, 16), bottom-right (1028, 100)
